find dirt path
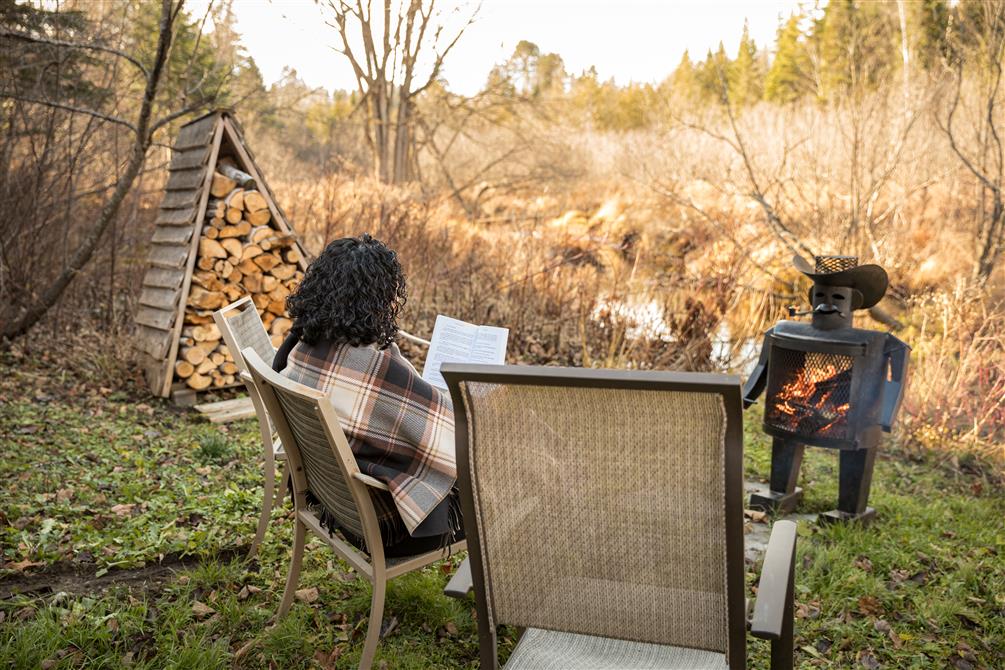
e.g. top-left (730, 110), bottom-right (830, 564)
top-left (0, 547), bottom-right (246, 600)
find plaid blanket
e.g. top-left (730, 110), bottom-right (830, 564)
top-left (280, 339), bottom-right (456, 538)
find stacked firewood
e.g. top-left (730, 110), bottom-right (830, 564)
top-left (174, 159), bottom-right (303, 391)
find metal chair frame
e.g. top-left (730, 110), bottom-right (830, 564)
top-left (244, 348), bottom-right (465, 670)
top-left (441, 364), bottom-right (797, 670)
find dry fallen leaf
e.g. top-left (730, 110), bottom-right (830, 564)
top-left (110, 504), bottom-right (135, 517)
top-left (858, 595), bottom-right (883, 616)
top-left (191, 601), bottom-right (216, 618)
top-left (743, 509), bottom-right (767, 522)
top-left (5, 559), bottom-right (43, 573)
top-left (295, 587), bottom-right (319, 603)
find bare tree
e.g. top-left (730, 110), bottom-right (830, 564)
top-left (938, 0), bottom-right (1005, 284)
top-left (323, 0), bottom-right (477, 184)
top-left (0, 0), bottom-right (218, 341)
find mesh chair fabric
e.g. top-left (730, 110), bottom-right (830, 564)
top-left (272, 386), bottom-right (365, 537)
top-left (504, 628), bottom-right (728, 669)
top-left (460, 382), bottom-right (729, 652)
top-left (227, 304), bottom-right (276, 371)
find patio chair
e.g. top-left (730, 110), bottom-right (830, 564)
top-left (243, 348), bottom-right (466, 670)
top-left (213, 297), bottom-right (286, 557)
top-left (441, 364), bottom-right (798, 670)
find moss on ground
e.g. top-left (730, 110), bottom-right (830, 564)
top-left (1, 359), bottom-right (1002, 668)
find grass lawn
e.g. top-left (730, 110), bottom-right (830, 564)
top-left (1, 357), bottom-right (1003, 669)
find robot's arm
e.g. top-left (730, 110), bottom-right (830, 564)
top-left (880, 335), bottom-right (910, 432)
top-left (742, 332), bottom-right (773, 409)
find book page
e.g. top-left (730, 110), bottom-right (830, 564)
top-left (421, 315), bottom-right (508, 389)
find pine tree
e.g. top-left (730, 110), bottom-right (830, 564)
top-left (730, 21), bottom-right (765, 106)
top-left (697, 43), bottom-right (732, 104)
top-left (765, 14), bottom-right (812, 104)
top-left (668, 50), bottom-right (700, 100)
top-left (813, 0), bottom-right (898, 99)
top-left (909, 0), bottom-right (950, 70)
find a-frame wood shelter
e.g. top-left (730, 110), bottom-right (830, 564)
top-left (134, 110), bottom-right (308, 399)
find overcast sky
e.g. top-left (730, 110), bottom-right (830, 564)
top-left (192, 0), bottom-right (802, 95)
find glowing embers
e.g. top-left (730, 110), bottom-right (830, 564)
top-left (765, 348), bottom-right (854, 440)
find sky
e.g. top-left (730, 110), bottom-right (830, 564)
top-left (193, 0), bottom-right (802, 95)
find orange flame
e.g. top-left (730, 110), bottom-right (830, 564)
top-left (771, 362), bottom-right (850, 437)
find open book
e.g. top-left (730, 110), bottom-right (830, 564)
top-left (421, 315), bottom-right (509, 390)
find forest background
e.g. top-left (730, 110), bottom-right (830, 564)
top-left (2, 0), bottom-right (1004, 466)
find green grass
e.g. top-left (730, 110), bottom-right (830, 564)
top-left (1, 359), bottom-right (1002, 669)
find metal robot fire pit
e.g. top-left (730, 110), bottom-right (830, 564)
top-left (743, 255), bottom-right (910, 524)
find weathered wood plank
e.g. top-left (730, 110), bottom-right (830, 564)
top-left (147, 244), bottom-right (190, 269)
top-left (138, 286), bottom-right (179, 311)
top-left (143, 267), bottom-right (186, 289)
top-left (151, 224), bottom-right (194, 245)
top-left (165, 167), bottom-right (206, 192)
top-left (174, 113), bottom-right (219, 150)
top-left (155, 206), bottom-right (197, 226)
top-left (159, 188), bottom-right (200, 210)
top-left (136, 324), bottom-right (174, 359)
top-left (169, 145), bottom-right (210, 171)
top-left (135, 305), bottom-right (175, 331)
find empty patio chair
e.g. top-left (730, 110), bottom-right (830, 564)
top-left (441, 364), bottom-right (798, 670)
top-left (214, 296), bottom-right (286, 556)
top-left (243, 348), bottom-right (466, 670)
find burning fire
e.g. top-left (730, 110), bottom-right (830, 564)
top-left (771, 360), bottom-right (851, 437)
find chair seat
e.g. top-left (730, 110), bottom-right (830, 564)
top-left (504, 629), bottom-right (728, 670)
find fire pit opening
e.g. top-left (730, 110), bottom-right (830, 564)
top-left (765, 348), bottom-right (854, 441)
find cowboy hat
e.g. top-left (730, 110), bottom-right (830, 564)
top-left (793, 255), bottom-right (888, 310)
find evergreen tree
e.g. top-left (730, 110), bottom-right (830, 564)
top-left (909, 0), bottom-right (950, 70)
top-left (813, 0), bottom-right (898, 99)
top-left (729, 21), bottom-right (766, 106)
top-left (697, 43), bottom-right (732, 104)
top-left (765, 14), bottom-right (813, 104)
top-left (668, 49), bottom-right (701, 100)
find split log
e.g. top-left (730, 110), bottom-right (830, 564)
top-left (283, 247), bottom-right (302, 264)
top-left (250, 226), bottom-right (273, 245)
top-left (221, 361), bottom-right (239, 375)
top-left (260, 276), bottom-right (279, 293)
top-left (192, 324), bottom-right (221, 342)
top-left (225, 207), bottom-right (243, 224)
top-left (243, 190), bottom-right (268, 212)
top-left (219, 221), bottom-right (251, 238)
top-left (270, 264), bottom-right (297, 281)
top-left (196, 256), bottom-right (216, 271)
top-left (270, 317), bottom-right (292, 337)
top-left (254, 254), bottom-right (281, 272)
top-left (181, 346), bottom-right (206, 365)
top-left (187, 373), bottom-right (212, 390)
top-left (241, 244), bottom-right (263, 261)
top-left (243, 273), bottom-right (263, 293)
top-left (207, 199), bottom-right (226, 218)
top-left (266, 299), bottom-right (286, 316)
top-left (211, 172), bottom-right (237, 198)
top-left (245, 209), bottom-right (271, 226)
top-left (199, 238), bottom-right (227, 259)
top-left (224, 188), bottom-right (245, 211)
top-left (237, 258), bottom-right (261, 276)
top-left (204, 226), bottom-right (219, 240)
top-left (220, 238), bottom-right (243, 258)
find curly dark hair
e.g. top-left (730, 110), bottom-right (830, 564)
top-left (286, 234), bottom-right (407, 348)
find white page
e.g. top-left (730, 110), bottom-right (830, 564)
top-left (421, 315), bottom-right (508, 389)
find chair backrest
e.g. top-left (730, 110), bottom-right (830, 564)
top-left (442, 364), bottom-right (746, 667)
top-left (213, 296), bottom-right (276, 374)
top-left (243, 348), bottom-right (378, 544)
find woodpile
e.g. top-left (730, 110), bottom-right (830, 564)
top-left (175, 159), bottom-right (302, 391)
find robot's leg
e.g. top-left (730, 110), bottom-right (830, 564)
top-left (820, 447), bottom-right (877, 525)
top-left (750, 438), bottom-right (804, 513)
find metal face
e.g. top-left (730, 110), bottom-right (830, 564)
top-left (810, 283), bottom-right (855, 330)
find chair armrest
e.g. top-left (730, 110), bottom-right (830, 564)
top-left (750, 520), bottom-right (797, 640)
top-left (443, 557), bottom-right (473, 599)
top-left (399, 329), bottom-right (431, 347)
top-left (352, 472), bottom-right (390, 491)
